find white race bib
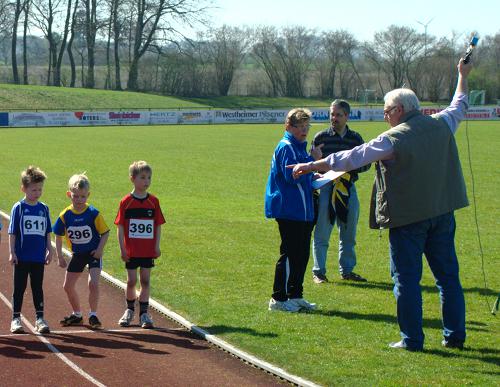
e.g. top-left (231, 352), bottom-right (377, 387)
top-left (22, 215), bottom-right (46, 236)
top-left (129, 219), bottom-right (154, 239)
top-left (67, 225), bottom-right (93, 244)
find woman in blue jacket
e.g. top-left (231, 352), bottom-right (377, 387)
top-left (265, 108), bottom-right (321, 312)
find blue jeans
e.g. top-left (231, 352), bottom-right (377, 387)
top-left (312, 183), bottom-right (359, 276)
top-left (389, 212), bottom-right (466, 350)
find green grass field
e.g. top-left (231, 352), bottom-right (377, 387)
top-left (1, 83), bottom-right (466, 110)
top-left (0, 84), bottom-right (209, 110)
top-left (0, 120), bottom-right (498, 385)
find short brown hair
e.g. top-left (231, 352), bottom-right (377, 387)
top-left (21, 166), bottom-right (47, 187)
top-left (286, 108), bottom-right (312, 127)
top-left (330, 99), bottom-right (351, 116)
top-left (129, 160), bottom-right (152, 178)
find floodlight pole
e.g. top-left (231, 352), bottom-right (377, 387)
top-left (417, 17), bottom-right (434, 58)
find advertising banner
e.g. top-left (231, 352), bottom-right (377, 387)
top-left (2, 106), bottom-right (499, 128)
top-left (73, 111), bottom-right (111, 125)
top-left (177, 110), bottom-right (214, 124)
top-left (107, 111), bottom-right (148, 125)
top-left (149, 111), bottom-right (179, 125)
top-left (214, 110), bottom-right (288, 124)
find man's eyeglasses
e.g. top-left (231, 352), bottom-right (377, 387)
top-left (383, 106), bottom-right (398, 116)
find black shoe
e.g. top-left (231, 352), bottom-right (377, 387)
top-left (313, 274), bottom-right (329, 284)
top-left (442, 339), bottom-right (464, 349)
top-left (60, 314), bottom-right (83, 326)
top-left (89, 315), bottom-right (102, 329)
top-left (341, 272), bottom-right (367, 282)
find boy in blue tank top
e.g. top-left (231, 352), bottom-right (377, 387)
top-left (8, 166), bottom-right (54, 334)
top-left (53, 174), bottom-right (109, 329)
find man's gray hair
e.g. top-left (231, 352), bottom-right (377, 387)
top-left (384, 88), bottom-right (420, 112)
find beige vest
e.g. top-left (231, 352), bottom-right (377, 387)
top-left (369, 110), bottom-right (468, 229)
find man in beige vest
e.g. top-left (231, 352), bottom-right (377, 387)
top-left (289, 59), bottom-right (472, 352)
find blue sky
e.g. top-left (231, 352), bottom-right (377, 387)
top-left (202, 0), bottom-right (499, 42)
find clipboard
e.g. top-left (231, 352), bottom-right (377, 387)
top-left (312, 170), bottom-right (346, 190)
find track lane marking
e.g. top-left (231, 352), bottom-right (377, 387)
top-left (0, 291), bottom-right (106, 387)
top-left (50, 328), bottom-right (147, 334)
top-left (1, 209), bottom-right (319, 387)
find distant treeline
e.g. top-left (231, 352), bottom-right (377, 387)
top-left (0, 1), bottom-right (498, 102)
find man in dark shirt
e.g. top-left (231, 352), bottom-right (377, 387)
top-left (311, 100), bottom-right (370, 283)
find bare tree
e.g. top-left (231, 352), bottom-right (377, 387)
top-left (279, 27), bottom-right (316, 97)
top-left (126, 0), bottom-right (209, 91)
top-left (159, 48), bottom-right (184, 94)
top-left (31, 0), bottom-right (65, 85)
top-left (0, 0), bottom-right (10, 33)
top-left (12, 0), bottom-right (27, 84)
top-left (318, 30), bottom-right (364, 98)
top-left (53, 0), bottom-right (75, 86)
top-left (421, 37), bottom-right (456, 102)
top-left (365, 25), bottom-right (425, 94)
top-left (103, 0), bottom-right (112, 88)
top-left (471, 32), bottom-right (500, 102)
top-left (204, 25), bottom-right (249, 96)
top-left (157, 39), bottom-right (214, 96)
top-left (0, 0), bottom-right (12, 67)
top-left (66, 0), bottom-right (81, 87)
top-left (252, 26), bottom-right (316, 97)
top-left (111, 0), bottom-right (127, 90)
top-left (22, 0), bottom-right (31, 84)
top-left (82, 0), bottom-right (98, 88)
top-left (251, 26), bottom-right (284, 96)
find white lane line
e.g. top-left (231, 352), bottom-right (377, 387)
top-left (51, 328), bottom-right (146, 334)
top-left (0, 328), bottom-right (148, 336)
top-left (1, 210), bottom-right (319, 387)
top-left (0, 291), bottom-right (106, 387)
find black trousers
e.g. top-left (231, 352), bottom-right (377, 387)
top-left (272, 218), bottom-right (314, 301)
top-left (12, 261), bottom-right (45, 317)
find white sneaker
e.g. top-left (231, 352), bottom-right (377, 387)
top-left (10, 317), bottom-right (24, 334)
top-left (118, 309), bottom-right (134, 327)
top-left (35, 318), bottom-right (50, 334)
top-left (140, 313), bottom-right (154, 329)
top-left (268, 298), bottom-right (301, 312)
top-left (288, 298), bottom-right (317, 311)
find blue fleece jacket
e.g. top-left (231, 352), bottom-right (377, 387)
top-left (265, 131), bottom-right (314, 222)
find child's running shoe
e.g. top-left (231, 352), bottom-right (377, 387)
top-left (60, 313), bottom-right (83, 326)
top-left (118, 309), bottom-right (134, 327)
top-left (140, 313), bottom-right (154, 329)
top-left (268, 298), bottom-right (301, 312)
top-left (88, 315), bottom-right (102, 329)
top-left (35, 318), bottom-right (50, 334)
top-left (10, 317), bottom-right (24, 334)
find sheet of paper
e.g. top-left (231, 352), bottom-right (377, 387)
top-left (312, 170), bottom-right (346, 190)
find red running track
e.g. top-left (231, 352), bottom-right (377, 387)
top-left (0, 219), bottom-right (286, 386)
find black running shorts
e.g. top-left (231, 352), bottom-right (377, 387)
top-left (67, 251), bottom-right (102, 273)
top-left (125, 258), bottom-right (155, 270)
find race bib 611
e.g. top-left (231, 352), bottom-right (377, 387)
top-left (129, 219), bottom-right (154, 239)
top-left (22, 215), bottom-right (46, 236)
